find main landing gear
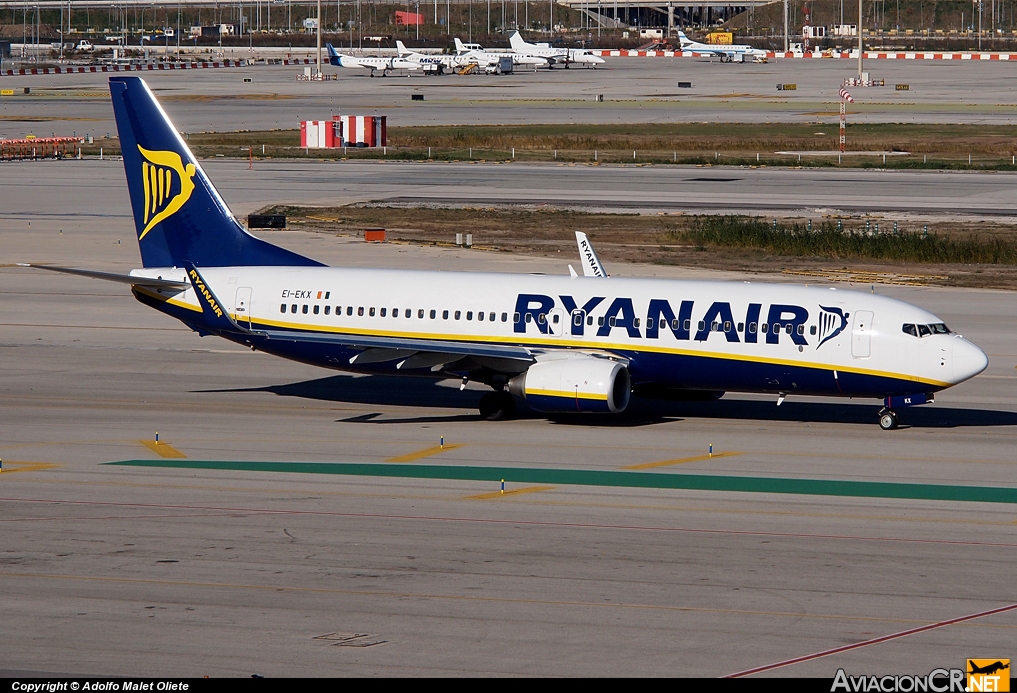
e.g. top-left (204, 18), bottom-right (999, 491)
top-left (479, 390), bottom-right (516, 421)
top-left (878, 408), bottom-right (899, 431)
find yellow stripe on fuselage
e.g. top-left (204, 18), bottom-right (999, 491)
top-left (134, 289), bottom-right (951, 388)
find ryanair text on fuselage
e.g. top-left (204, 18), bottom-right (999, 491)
top-left (513, 293), bottom-right (846, 347)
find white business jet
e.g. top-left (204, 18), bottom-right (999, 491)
top-left (453, 37), bottom-right (545, 70)
top-left (676, 30), bottom-right (767, 63)
top-left (508, 30), bottom-right (570, 67)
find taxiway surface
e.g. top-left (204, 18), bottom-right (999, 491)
top-left (1, 160), bottom-right (1015, 677)
top-left (4, 57), bottom-right (1017, 139)
top-left (6, 158), bottom-right (1017, 220)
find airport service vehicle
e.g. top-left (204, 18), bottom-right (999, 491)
top-left (76, 40), bottom-right (94, 51)
top-left (325, 44), bottom-right (419, 76)
top-left (25, 77), bottom-right (987, 429)
top-left (452, 38), bottom-right (544, 70)
top-left (676, 31), bottom-right (767, 63)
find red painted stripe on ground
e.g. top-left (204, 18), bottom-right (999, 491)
top-left (726, 602), bottom-right (1017, 677)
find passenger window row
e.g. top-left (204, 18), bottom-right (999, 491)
top-left (274, 302), bottom-right (827, 339)
top-left (279, 303), bottom-right (512, 323)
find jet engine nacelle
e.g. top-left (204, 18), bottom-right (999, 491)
top-left (508, 354), bottom-right (631, 413)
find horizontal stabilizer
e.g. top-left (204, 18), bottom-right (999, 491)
top-left (18, 263), bottom-right (189, 291)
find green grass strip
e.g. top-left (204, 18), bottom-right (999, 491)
top-left (105, 460), bottom-right (1017, 505)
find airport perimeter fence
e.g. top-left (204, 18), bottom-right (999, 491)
top-left (14, 143), bottom-right (1017, 171)
top-left (226, 146), bottom-right (1017, 171)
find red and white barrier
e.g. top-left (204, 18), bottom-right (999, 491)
top-left (340, 115), bottom-right (387, 148)
top-left (0, 57), bottom-right (321, 77)
top-left (300, 118), bottom-right (339, 148)
top-left (1, 135), bottom-right (81, 159)
top-left (591, 49), bottom-right (1017, 60)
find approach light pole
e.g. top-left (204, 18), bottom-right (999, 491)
top-left (978, 0), bottom-right (983, 50)
top-left (316, 0), bottom-right (322, 76)
top-left (783, 0), bottom-right (789, 52)
top-left (857, 0), bottom-right (863, 81)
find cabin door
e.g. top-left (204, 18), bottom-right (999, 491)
top-left (851, 310), bottom-right (873, 358)
top-left (235, 287), bottom-right (253, 329)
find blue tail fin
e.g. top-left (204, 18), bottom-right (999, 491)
top-left (326, 43), bottom-right (341, 65)
top-left (109, 76), bottom-right (323, 269)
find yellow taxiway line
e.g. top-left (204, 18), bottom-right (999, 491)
top-left (465, 485), bottom-right (556, 500)
top-left (0, 462), bottom-right (60, 475)
top-left (622, 451), bottom-right (743, 470)
top-left (385, 444), bottom-right (463, 463)
top-left (139, 440), bottom-right (187, 459)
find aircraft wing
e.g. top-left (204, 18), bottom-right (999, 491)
top-left (18, 263), bottom-right (190, 291)
top-left (259, 327), bottom-right (537, 368)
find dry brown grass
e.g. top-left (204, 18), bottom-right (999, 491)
top-left (264, 204), bottom-right (1017, 289)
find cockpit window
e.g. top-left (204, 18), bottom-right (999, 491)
top-left (930, 323), bottom-right (951, 334)
top-left (918, 324), bottom-right (932, 337)
top-left (902, 324), bottom-right (918, 337)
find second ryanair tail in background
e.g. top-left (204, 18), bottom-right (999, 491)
top-left (109, 76), bottom-right (322, 269)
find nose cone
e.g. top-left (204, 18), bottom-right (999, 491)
top-left (952, 337), bottom-right (988, 383)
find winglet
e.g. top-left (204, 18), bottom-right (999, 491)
top-left (575, 232), bottom-right (608, 278)
top-left (568, 264), bottom-right (578, 278)
top-left (183, 264), bottom-right (244, 333)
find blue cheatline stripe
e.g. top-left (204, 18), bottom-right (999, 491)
top-left (103, 460), bottom-right (1017, 505)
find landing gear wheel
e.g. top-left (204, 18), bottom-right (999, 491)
top-left (879, 409), bottom-right (899, 430)
top-left (479, 391), bottom-right (516, 421)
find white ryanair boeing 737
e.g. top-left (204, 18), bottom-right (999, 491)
top-left (22, 77), bottom-right (987, 428)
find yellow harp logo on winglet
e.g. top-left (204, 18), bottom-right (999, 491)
top-left (138, 145), bottom-right (196, 240)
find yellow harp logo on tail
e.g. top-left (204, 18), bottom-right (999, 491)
top-left (138, 145), bottom-right (196, 240)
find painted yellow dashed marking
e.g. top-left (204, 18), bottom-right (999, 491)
top-left (465, 485), bottom-right (556, 500)
top-left (139, 440), bottom-right (187, 459)
top-left (622, 451), bottom-right (743, 470)
top-left (385, 444), bottom-right (462, 463)
top-left (0, 462), bottom-right (60, 474)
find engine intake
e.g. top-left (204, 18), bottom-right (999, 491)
top-left (509, 354), bottom-right (631, 414)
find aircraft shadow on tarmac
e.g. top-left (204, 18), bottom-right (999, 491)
top-left (203, 374), bottom-right (1017, 429)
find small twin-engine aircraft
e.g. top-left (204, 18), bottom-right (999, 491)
top-left (326, 43), bottom-right (419, 76)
